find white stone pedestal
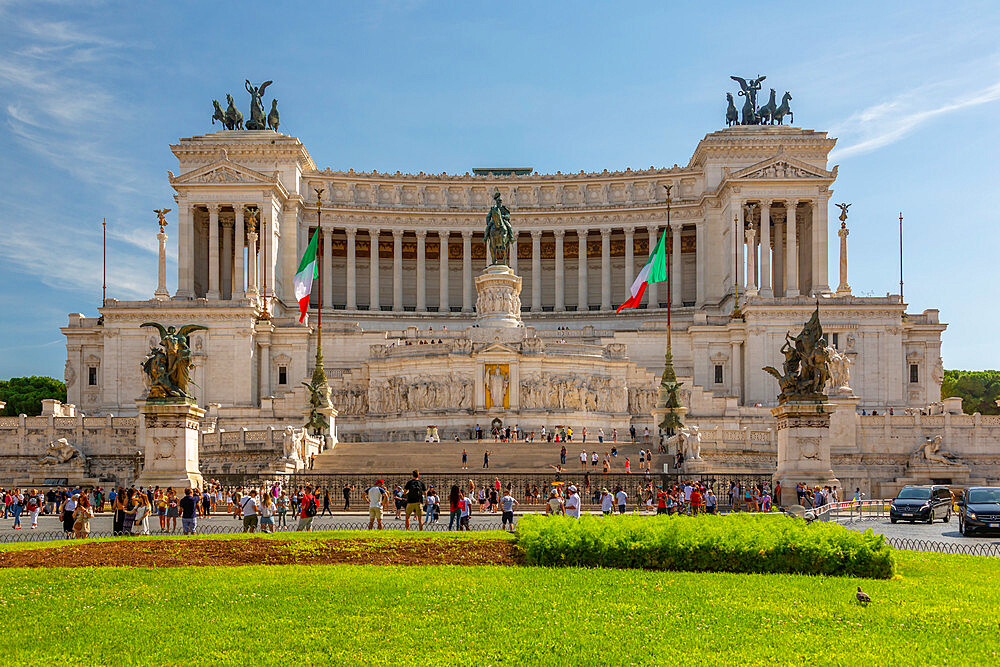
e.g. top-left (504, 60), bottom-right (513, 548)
top-left (136, 399), bottom-right (205, 490)
top-left (828, 394), bottom-right (860, 454)
top-left (772, 402), bottom-right (840, 507)
top-left (475, 265), bottom-right (523, 330)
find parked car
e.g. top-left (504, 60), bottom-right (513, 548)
top-left (889, 485), bottom-right (952, 524)
top-left (958, 487), bottom-right (1000, 536)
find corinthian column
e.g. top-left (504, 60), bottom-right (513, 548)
top-left (207, 205), bottom-right (220, 300)
top-left (745, 225), bottom-right (758, 295)
top-left (786, 202), bottom-right (799, 297)
top-left (812, 198), bottom-right (831, 295)
top-left (531, 230), bottom-right (542, 312)
top-left (345, 227), bottom-right (357, 310)
top-left (760, 200), bottom-right (772, 297)
top-left (416, 229), bottom-right (427, 311)
top-left (554, 229), bottom-right (565, 312)
top-left (439, 231), bottom-right (450, 312)
top-left (392, 229), bottom-right (403, 312)
top-left (510, 232), bottom-right (518, 274)
top-left (623, 227), bottom-right (634, 304)
top-left (671, 224), bottom-right (682, 305)
top-left (600, 228), bottom-right (611, 311)
top-left (369, 228), bottom-right (380, 311)
top-left (645, 224), bottom-right (658, 307)
top-left (323, 228), bottom-right (333, 309)
top-left (461, 229), bottom-right (473, 312)
top-left (221, 219), bottom-right (233, 300)
top-left (176, 202), bottom-right (194, 298)
top-left (233, 206), bottom-right (245, 299)
top-left (577, 228), bottom-right (588, 311)
top-left (154, 226), bottom-right (169, 300)
top-left (246, 222), bottom-right (259, 297)
top-left (837, 223), bottom-right (851, 295)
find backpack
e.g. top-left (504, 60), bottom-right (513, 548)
top-left (304, 496), bottom-right (317, 517)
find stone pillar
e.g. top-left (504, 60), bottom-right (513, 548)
top-left (136, 400), bottom-right (205, 490)
top-left (233, 207), bottom-right (245, 299)
top-left (510, 232), bottom-right (518, 274)
top-left (730, 341), bottom-right (742, 402)
top-left (462, 229), bottom-right (473, 312)
top-left (221, 219), bottom-right (233, 299)
top-left (392, 229), bottom-right (403, 312)
top-left (369, 228), bottom-right (380, 311)
top-left (624, 227), bottom-right (634, 304)
top-left (416, 229), bottom-right (427, 311)
top-left (176, 203), bottom-right (194, 298)
top-left (760, 201), bottom-right (772, 297)
top-left (645, 225), bottom-right (658, 307)
top-left (323, 228), bottom-right (333, 309)
top-left (735, 204), bottom-right (745, 292)
top-left (577, 227), bottom-right (588, 311)
top-left (207, 204), bottom-right (220, 299)
top-left (786, 201), bottom-right (799, 297)
top-left (530, 230), bottom-right (542, 312)
top-left (345, 227), bottom-right (357, 310)
top-left (773, 214), bottom-right (785, 297)
top-left (600, 228), bottom-right (611, 310)
top-left (745, 225), bottom-right (758, 295)
top-left (259, 338), bottom-right (271, 399)
top-left (246, 225), bottom-right (259, 297)
top-left (439, 231), bottom-right (450, 312)
top-left (554, 229), bottom-right (565, 311)
top-left (671, 224), bottom-right (682, 305)
top-left (154, 228), bottom-right (170, 300)
top-left (812, 198), bottom-right (830, 295)
top-left (837, 224), bottom-right (851, 295)
top-left (772, 402), bottom-right (840, 507)
top-left (696, 221), bottom-right (707, 307)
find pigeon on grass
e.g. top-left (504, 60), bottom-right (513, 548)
top-left (856, 586), bottom-right (871, 606)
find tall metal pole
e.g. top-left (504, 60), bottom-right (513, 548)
top-left (315, 188), bottom-right (324, 345)
top-left (665, 184), bottom-right (672, 351)
top-left (898, 212), bottom-right (904, 303)
top-left (102, 218), bottom-right (106, 307)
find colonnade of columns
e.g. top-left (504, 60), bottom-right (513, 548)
top-left (308, 225), bottom-right (701, 314)
top-left (175, 202), bottom-right (270, 301)
top-left (734, 198), bottom-right (829, 298)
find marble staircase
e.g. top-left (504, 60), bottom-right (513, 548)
top-left (311, 439), bottom-right (667, 473)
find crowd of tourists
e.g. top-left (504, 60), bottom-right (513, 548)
top-left (473, 423), bottom-right (653, 446)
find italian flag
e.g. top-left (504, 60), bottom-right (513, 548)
top-left (616, 229), bottom-right (668, 312)
top-left (293, 227), bottom-right (320, 323)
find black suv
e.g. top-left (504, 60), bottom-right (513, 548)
top-left (889, 485), bottom-right (953, 524)
top-left (958, 487), bottom-right (1000, 536)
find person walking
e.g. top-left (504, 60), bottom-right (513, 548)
top-left (321, 489), bottom-right (332, 517)
top-left (462, 448), bottom-right (468, 470)
top-left (404, 470), bottom-right (426, 531)
top-left (297, 485), bottom-right (318, 531)
top-left (500, 489), bottom-right (518, 532)
top-left (166, 489), bottom-right (179, 532)
top-left (482, 449), bottom-right (491, 469)
top-left (580, 450), bottom-right (587, 469)
top-left (240, 489), bottom-right (260, 533)
top-left (565, 485), bottom-right (582, 519)
top-left (448, 485), bottom-right (462, 531)
top-left (10, 489), bottom-right (24, 530)
top-left (425, 486), bottom-right (439, 524)
top-left (367, 479), bottom-right (388, 530)
top-left (276, 492), bottom-right (288, 528)
top-left (134, 493), bottom-right (151, 535)
top-left (600, 488), bottom-right (614, 516)
top-left (60, 492), bottom-right (78, 538)
top-left (72, 496), bottom-right (94, 539)
top-left (26, 489), bottom-right (41, 529)
top-left (342, 483), bottom-right (353, 511)
top-left (460, 488), bottom-right (473, 530)
top-left (259, 494), bottom-right (276, 533)
top-left (614, 486), bottom-right (628, 515)
top-left (179, 488), bottom-right (198, 535)
top-left (705, 489), bottom-right (718, 515)
top-left (560, 445), bottom-right (567, 465)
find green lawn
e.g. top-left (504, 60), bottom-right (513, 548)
top-left (2, 535), bottom-right (995, 663)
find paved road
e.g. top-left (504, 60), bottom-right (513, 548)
top-left (843, 516), bottom-right (1000, 545)
top-left (0, 510), bottom-right (518, 536)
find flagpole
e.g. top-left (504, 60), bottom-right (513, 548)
top-left (665, 184), bottom-right (672, 351)
top-left (315, 188), bottom-right (324, 345)
top-left (898, 212), bottom-right (904, 304)
top-left (102, 218), bottom-right (106, 307)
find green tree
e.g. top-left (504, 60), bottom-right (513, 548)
top-left (941, 370), bottom-right (1000, 415)
top-left (0, 376), bottom-right (67, 416)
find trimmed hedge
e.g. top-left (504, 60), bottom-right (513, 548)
top-left (516, 513), bottom-right (896, 579)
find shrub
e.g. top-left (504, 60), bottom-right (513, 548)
top-left (516, 513), bottom-right (896, 579)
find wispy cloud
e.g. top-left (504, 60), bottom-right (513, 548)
top-left (0, 9), bottom-right (164, 299)
top-left (830, 68), bottom-right (1000, 160)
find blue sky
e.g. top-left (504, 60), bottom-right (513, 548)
top-left (1, 0), bottom-right (998, 379)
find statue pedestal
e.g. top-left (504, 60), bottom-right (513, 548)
top-left (136, 399), bottom-right (205, 490)
top-left (827, 394), bottom-right (860, 454)
top-left (302, 405), bottom-right (339, 452)
top-left (772, 402), bottom-right (840, 507)
top-left (474, 265), bottom-right (524, 334)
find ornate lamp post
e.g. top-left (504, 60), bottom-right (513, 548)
top-left (655, 184), bottom-right (684, 441)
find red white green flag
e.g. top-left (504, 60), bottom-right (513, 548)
top-left (293, 227), bottom-right (320, 322)
top-left (616, 229), bottom-right (668, 312)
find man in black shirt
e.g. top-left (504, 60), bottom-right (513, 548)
top-left (403, 470), bottom-right (426, 531)
top-left (179, 488), bottom-right (198, 535)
